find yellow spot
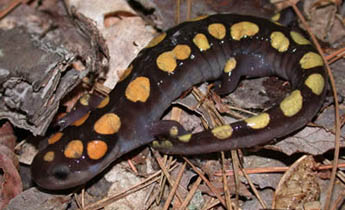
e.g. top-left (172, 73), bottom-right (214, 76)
top-left (280, 90), bottom-right (303, 117)
top-left (72, 112), bottom-right (90, 126)
top-left (271, 13), bottom-right (280, 22)
top-left (245, 113), bottom-right (270, 129)
top-left (169, 126), bottom-right (178, 137)
top-left (64, 140), bottom-right (83, 159)
top-left (97, 96), bottom-right (110, 109)
top-left (178, 133), bottom-right (192, 142)
top-left (231, 21), bottom-right (259, 40)
top-left (94, 113), bottom-right (121, 135)
top-left (119, 65), bottom-right (133, 82)
top-left (300, 52), bottom-right (324, 69)
top-left (208, 23), bottom-right (226, 40)
top-left (189, 15), bottom-right (208, 21)
top-left (157, 45), bottom-right (191, 73)
top-left (43, 151), bottom-right (55, 162)
top-left (193, 33), bottom-right (210, 51)
top-left (79, 94), bottom-right (90, 106)
top-left (290, 31), bottom-right (311, 45)
top-left (87, 140), bottom-right (108, 160)
top-left (212, 125), bottom-right (233, 139)
top-left (305, 74), bottom-right (325, 95)
top-left (152, 140), bottom-right (173, 148)
top-left (125, 76), bottom-right (150, 102)
top-left (156, 51), bottom-right (177, 73)
top-left (270, 31), bottom-right (290, 52)
top-left (224, 57), bottom-right (237, 73)
top-left (152, 141), bottom-right (159, 148)
top-left (172, 45), bottom-right (191, 60)
top-left (273, 21), bottom-right (282, 26)
top-left (146, 33), bottom-right (166, 48)
top-left (48, 132), bottom-right (63, 144)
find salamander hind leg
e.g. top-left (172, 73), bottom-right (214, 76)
top-left (212, 68), bottom-right (242, 96)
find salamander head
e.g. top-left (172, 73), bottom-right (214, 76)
top-left (31, 134), bottom-right (118, 190)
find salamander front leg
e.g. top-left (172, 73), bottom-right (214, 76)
top-left (149, 120), bottom-right (188, 139)
top-left (56, 93), bottom-right (107, 129)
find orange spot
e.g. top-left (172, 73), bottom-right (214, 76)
top-left (224, 57), bottom-right (237, 73)
top-left (172, 45), bottom-right (191, 60)
top-left (125, 77), bottom-right (150, 102)
top-left (119, 65), bottom-right (133, 82)
top-left (87, 140), bottom-right (108, 160)
top-left (94, 113), bottom-right (121, 135)
top-left (72, 112), bottom-right (90, 126)
top-left (156, 51), bottom-right (177, 73)
top-left (48, 132), bottom-right (63, 144)
top-left (64, 140), bottom-right (83, 159)
top-left (208, 23), bottom-right (226, 39)
top-left (43, 151), bottom-right (55, 162)
top-left (79, 93), bottom-right (90, 106)
top-left (146, 32), bottom-right (167, 48)
top-left (231, 21), bottom-right (259, 40)
top-left (97, 96), bottom-right (110, 109)
top-left (193, 33), bottom-right (210, 51)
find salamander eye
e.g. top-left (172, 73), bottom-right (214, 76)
top-left (52, 164), bottom-right (70, 180)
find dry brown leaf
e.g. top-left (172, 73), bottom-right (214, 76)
top-left (0, 122), bottom-right (21, 209)
top-left (270, 127), bottom-right (344, 156)
top-left (273, 155), bottom-right (320, 209)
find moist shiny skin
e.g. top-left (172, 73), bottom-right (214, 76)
top-left (31, 14), bottom-right (327, 190)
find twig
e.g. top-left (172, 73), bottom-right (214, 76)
top-left (83, 161), bottom-right (178, 210)
top-left (163, 162), bottom-right (186, 210)
top-left (183, 157), bottom-right (227, 207)
top-left (0, 0), bottom-right (28, 20)
top-left (179, 176), bottom-right (202, 209)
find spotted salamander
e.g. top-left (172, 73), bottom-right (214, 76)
top-left (31, 14), bottom-right (327, 190)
